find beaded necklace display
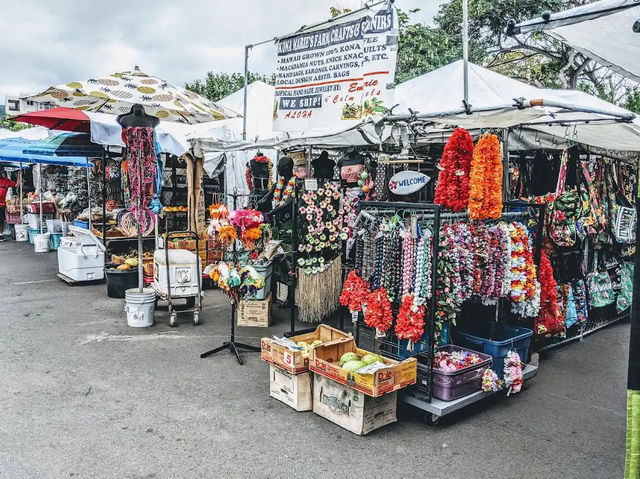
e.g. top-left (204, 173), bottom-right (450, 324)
top-left (361, 227), bottom-right (375, 283)
top-left (401, 229), bottom-right (416, 297)
top-left (273, 176), bottom-right (296, 206)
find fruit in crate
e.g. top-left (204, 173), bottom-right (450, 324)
top-left (342, 360), bottom-right (366, 373)
top-left (340, 352), bottom-right (359, 365)
top-left (116, 264), bottom-right (131, 271)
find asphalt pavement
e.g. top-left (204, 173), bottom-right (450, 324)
top-left (0, 241), bottom-right (629, 478)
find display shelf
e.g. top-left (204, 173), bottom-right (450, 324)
top-left (400, 363), bottom-right (538, 421)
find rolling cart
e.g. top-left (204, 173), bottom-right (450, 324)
top-left (152, 230), bottom-right (203, 326)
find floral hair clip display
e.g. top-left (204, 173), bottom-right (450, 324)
top-left (297, 181), bottom-right (347, 276)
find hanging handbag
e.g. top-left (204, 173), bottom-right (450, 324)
top-left (571, 279), bottom-right (588, 324)
top-left (587, 250), bottom-right (615, 308)
top-left (617, 261), bottom-right (634, 313)
top-left (548, 150), bottom-right (580, 247)
top-left (606, 167), bottom-right (636, 244)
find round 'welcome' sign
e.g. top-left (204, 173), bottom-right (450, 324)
top-left (388, 170), bottom-right (430, 195)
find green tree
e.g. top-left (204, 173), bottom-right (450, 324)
top-left (0, 117), bottom-right (30, 131)
top-left (185, 72), bottom-right (275, 103)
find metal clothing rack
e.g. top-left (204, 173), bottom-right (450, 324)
top-left (200, 191), bottom-right (260, 365)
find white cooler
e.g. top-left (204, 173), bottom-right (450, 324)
top-left (153, 249), bottom-right (200, 297)
top-left (57, 226), bottom-right (106, 282)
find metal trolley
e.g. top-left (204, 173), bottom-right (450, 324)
top-left (152, 230), bottom-right (203, 326)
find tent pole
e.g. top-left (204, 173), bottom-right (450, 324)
top-left (138, 149), bottom-right (143, 293)
top-left (462, 0), bottom-right (469, 104)
top-left (102, 147), bottom-right (107, 252)
top-left (38, 164), bottom-right (43, 235)
top-left (626, 163), bottom-right (640, 476)
top-left (86, 158), bottom-right (91, 231)
top-left (19, 161), bottom-right (23, 224)
top-left (243, 44), bottom-right (250, 141)
top-left (502, 128), bottom-right (510, 201)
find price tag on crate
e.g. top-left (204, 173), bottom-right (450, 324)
top-left (283, 350), bottom-right (294, 366)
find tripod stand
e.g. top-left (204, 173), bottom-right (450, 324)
top-left (200, 190), bottom-right (259, 365)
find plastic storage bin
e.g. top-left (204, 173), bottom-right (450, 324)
top-left (27, 227), bottom-right (39, 244)
top-left (453, 324), bottom-right (533, 379)
top-left (50, 233), bottom-right (63, 250)
top-left (105, 265), bottom-right (139, 298)
top-left (73, 219), bottom-right (89, 229)
top-left (430, 345), bottom-right (493, 401)
top-left (251, 262), bottom-right (272, 300)
top-left (27, 213), bottom-right (53, 230)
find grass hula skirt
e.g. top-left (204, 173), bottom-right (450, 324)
top-left (297, 256), bottom-right (342, 323)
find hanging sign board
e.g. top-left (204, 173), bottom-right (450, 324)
top-left (273, 2), bottom-right (399, 132)
top-left (388, 171), bottom-right (430, 195)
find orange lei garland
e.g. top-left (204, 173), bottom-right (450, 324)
top-left (469, 133), bottom-right (503, 219)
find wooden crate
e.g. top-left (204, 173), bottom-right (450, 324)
top-left (310, 338), bottom-right (417, 397)
top-left (261, 324), bottom-right (352, 374)
top-left (237, 293), bottom-right (272, 327)
top-left (313, 374), bottom-right (397, 435)
top-left (269, 364), bottom-right (313, 412)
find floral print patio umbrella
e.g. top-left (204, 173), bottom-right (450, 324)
top-left (26, 67), bottom-right (240, 124)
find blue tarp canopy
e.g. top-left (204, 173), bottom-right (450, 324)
top-left (22, 132), bottom-right (103, 157)
top-left (0, 137), bottom-right (93, 167)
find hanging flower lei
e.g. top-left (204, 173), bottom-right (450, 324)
top-left (364, 287), bottom-right (393, 334)
top-left (535, 250), bottom-right (565, 338)
top-left (340, 270), bottom-right (370, 313)
top-left (508, 222), bottom-right (540, 317)
top-left (504, 350), bottom-right (523, 395)
top-left (273, 175), bottom-right (296, 206)
top-left (434, 128), bottom-right (474, 212)
top-left (395, 294), bottom-right (426, 347)
top-left (469, 133), bottom-right (503, 220)
top-left (482, 368), bottom-right (503, 392)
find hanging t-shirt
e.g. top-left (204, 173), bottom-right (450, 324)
top-left (0, 177), bottom-right (17, 207)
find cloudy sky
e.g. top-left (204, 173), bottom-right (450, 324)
top-left (0, 0), bottom-right (443, 102)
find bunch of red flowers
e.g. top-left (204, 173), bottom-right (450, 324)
top-left (434, 128), bottom-right (474, 212)
top-left (340, 271), bottom-right (370, 312)
top-left (395, 294), bottom-right (426, 344)
top-left (364, 287), bottom-right (393, 332)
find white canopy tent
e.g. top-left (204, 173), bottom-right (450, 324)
top-left (392, 60), bottom-right (640, 152)
top-left (512, 0), bottom-right (640, 83)
top-left (189, 81), bottom-right (391, 198)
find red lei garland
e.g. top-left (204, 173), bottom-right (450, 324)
top-left (364, 287), bottom-right (393, 332)
top-left (395, 294), bottom-right (426, 344)
top-left (535, 251), bottom-right (565, 338)
top-left (340, 271), bottom-right (370, 312)
top-left (434, 128), bottom-right (474, 212)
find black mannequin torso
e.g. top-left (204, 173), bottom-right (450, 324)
top-left (337, 149), bottom-right (365, 187)
top-left (312, 150), bottom-right (336, 180)
top-left (117, 104), bottom-right (160, 129)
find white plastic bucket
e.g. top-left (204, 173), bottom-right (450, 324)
top-left (34, 233), bottom-right (51, 253)
top-left (15, 224), bottom-right (29, 242)
top-left (124, 288), bottom-right (156, 328)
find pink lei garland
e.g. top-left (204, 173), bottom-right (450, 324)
top-left (125, 127), bottom-right (157, 232)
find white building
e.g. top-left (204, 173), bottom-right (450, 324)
top-left (4, 94), bottom-right (53, 116)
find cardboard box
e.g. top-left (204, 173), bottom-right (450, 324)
top-left (261, 324), bottom-right (352, 374)
top-left (310, 338), bottom-right (417, 397)
top-left (313, 374), bottom-right (397, 435)
top-left (269, 364), bottom-right (313, 412)
top-left (237, 293), bottom-right (272, 327)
